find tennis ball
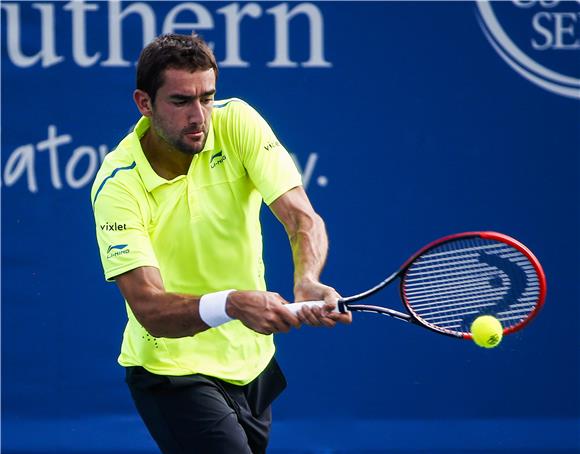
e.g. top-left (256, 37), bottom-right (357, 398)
top-left (470, 315), bottom-right (503, 348)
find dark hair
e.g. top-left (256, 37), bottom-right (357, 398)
top-left (136, 33), bottom-right (218, 102)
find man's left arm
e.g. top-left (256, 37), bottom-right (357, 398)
top-left (269, 186), bottom-right (352, 327)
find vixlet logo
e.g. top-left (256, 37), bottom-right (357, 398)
top-left (263, 140), bottom-right (281, 151)
top-left (107, 243), bottom-right (129, 259)
top-left (210, 151), bottom-right (227, 168)
top-left (100, 221), bottom-right (126, 231)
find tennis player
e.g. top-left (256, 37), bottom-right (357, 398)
top-left (91, 33), bottom-right (351, 454)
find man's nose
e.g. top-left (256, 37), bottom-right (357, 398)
top-left (188, 100), bottom-right (204, 125)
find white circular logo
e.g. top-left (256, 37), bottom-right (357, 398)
top-left (476, 1), bottom-right (580, 100)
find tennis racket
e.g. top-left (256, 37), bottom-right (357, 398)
top-left (286, 232), bottom-right (546, 339)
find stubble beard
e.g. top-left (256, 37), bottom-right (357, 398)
top-left (152, 117), bottom-right (209, 156)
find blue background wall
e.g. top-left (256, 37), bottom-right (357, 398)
top-left (2, 1), bottom-right (579, 452)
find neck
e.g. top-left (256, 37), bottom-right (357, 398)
top-left (140, 129), bottom-right (193, 180)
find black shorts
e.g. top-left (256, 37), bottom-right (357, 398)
top-left (125, 358), bottom-right (287, 454)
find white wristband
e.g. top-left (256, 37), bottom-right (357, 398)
top-left (199, 289), bottom-right (236, 327)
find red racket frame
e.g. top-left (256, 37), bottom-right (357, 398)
top-left (398, 231), bottom-right (547, 338)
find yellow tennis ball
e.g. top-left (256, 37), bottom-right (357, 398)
top-left (470, 315), bottom-right (503, 348)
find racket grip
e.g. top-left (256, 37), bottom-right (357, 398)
top-left (285, 300), bottom-right (344, 315)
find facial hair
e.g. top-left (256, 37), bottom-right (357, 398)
top-left (151, 115), bottom-right (209, 156)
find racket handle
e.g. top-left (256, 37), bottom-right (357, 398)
top-left (285, 300), bottom-right (344, 315)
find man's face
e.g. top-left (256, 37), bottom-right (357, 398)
top-left (149, 68), bottom-right (216, 155)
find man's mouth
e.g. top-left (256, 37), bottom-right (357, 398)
top-left (185, 130), bottom-right (204, 139)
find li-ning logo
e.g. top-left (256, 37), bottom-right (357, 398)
top-left (107, 244), bottom-right (129, 259)
top-left (100, 221), bottom-right (127, 231)
top-left (210, 151), bottom-right (226, 168)
top-left (476, 1), bottom-right (580, 100)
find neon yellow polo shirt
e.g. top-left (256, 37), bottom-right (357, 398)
top-left (91, 98), bottom-right (302, 384)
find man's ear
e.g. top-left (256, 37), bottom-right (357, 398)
top-left (134, 89), bottom-right (153, 117)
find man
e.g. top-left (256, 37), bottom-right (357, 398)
top-left (91, 33), bottom-right (350, 454)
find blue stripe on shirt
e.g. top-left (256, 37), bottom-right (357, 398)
top-left (92, 161), bottom-right (136, 206)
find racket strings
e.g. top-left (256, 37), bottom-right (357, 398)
top-left (402, 238), bottom-right (540, 334)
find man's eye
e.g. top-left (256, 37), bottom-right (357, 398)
top-left (202, 98), bottom-right (214, 105)
top-left (173, 100), bottom-right (187, 106)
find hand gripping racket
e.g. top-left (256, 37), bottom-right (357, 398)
top-left (286, 232), bottom-right (546, 339)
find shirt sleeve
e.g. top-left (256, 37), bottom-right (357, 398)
top-left (92, 180), bottom-right (159, 281)
top-left (230, 101), bottom-right (303, 205)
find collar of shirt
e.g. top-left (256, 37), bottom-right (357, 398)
top-left (130, 116), bottom-right (216, 193)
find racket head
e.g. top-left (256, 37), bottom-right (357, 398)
top-left (399, 232), bottom-right (546, 339)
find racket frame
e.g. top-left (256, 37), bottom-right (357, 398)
top-left (339, 231), bottom-right (546, 339)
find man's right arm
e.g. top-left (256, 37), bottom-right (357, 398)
top-left (115, 266), bottom-right (301, 338)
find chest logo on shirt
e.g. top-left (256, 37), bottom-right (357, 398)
top-left (210, 151), bottom-right (227, 168)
